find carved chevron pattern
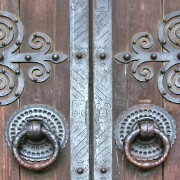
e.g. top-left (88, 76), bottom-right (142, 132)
top-left (93, 0), bottom-right (112, 179)
top-left (70, 0), bottom-right (89, 179)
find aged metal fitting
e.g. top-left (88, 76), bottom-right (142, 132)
top-left (76, 53), bottom-right (83, 59)
top-left (76, 168), bottom-right (84, 174)
top-left (25, 55), bottom-right (31, 61)
top-left (151, 53), bottom-right (157, 60)
top-left (99, 53), bottom-right (106, 60)
top-left (0, 54), bottom-right (4, 61)
top-left (123, 53), bottom-right (131, 61)
top-left (100, 168), bottom-right (107, 173)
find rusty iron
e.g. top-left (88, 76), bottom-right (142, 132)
top-left (114, 104), bottom-right (176, 165)
top-left (124, 121), bottom-right (171, 169)
top-left (5, 105), bottom-right (68, 170)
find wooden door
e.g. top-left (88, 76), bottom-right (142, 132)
top-left (0, 0), bottom-right (180, 180)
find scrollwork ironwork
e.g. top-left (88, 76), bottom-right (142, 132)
top-left (0, 11), bottom-right (67, 105)
top-left (115, 11), bottom-right (180, 104)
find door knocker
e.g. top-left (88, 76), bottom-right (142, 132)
top-left (114, 104), bottom-right (176, 169)
top-left (5, 105), bottom-right (68, 171)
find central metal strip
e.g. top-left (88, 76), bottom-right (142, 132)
top-left (70, 0), bottom-right (89, 179)
top-left (93, 0), bottom-right (112, 179)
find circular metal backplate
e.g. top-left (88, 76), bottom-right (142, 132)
top-left (114, 104), bottom-right (176, 160)
top-left (5, 104), bottom-right (68, 162)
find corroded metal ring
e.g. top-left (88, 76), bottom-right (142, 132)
top-left (12, 126), bottom-right (60, 171)
top-left (124, 128), bottom-right (170, 169)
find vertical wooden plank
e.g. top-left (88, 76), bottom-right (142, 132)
top-left (19, 0), bottom-right (70, 179)
top-left (0, 1), bottom-right (20, 180)
top-left (112, 0), bottom-right (163, 179)
top-left (163, 1), bottom-right (180, 180)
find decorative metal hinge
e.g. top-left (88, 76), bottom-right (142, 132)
top-left (0, 11), bottom-right (67, 105)
top-left (115, 11), bottom-right (180, 104)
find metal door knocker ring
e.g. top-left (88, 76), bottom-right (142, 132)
top-left (5, 105), bottom-right (68, 171)
top-left (12, 120), bottom-right (60, 171)
top-left (114, 104), bottom-right (176, 169)
top-left (124, 121), bottom-right (170, 169)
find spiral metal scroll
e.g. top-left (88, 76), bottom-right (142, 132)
top-left (0, 11), bottom-right (67, 105)
top-left (115, 11), bottom-right (180, 104)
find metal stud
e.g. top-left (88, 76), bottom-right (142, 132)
top-left (100, 53), bottom-right (106, 60)
top-left (33, 78), bottom-right (37, 82)
top-left (76, 168), bottom-right (84, 174)
top-left (76, 53), bottom-right (83, 59)
top-left (168, 84), bottom-right (172, 88)
top-left (145, 77), bottom-right (149, 81)
top-left (33, 33), bottom-right (37, 38)
top-left (2, 42), bottom-right (6, 47)
top-left (52, 54), bottom-right (59, 61)
top-left (0, 54), bottom-right (4, 61)
top-left (2, 69), bottom-right (6, 74)
top-left (100, 168), bottom-right (107, 173)
top-left (14, 19), bottom-right (18, 23)
top-left (161, 40), bottom-right (166, 45)
top-left (25, 55), bottom-right (31, 61)
top-left (177, 53), bottom-right (180, 60)
top-left (15, 40), bottom-right (21, 46)
top-left (160, 69), bottom-right (165, 74)
top-left (15, 93), bottom-right (19, 97)
top-left (15, 70), bottom-right (20, 75)
top-left (175, 69), bottom-right (179, 73)
top-left (123, 54), bottom-right (131, 61)
top-left (144, 33), bottom-right (149, 37)
top-left (151, 53), bottom-right (157, 60)
top-left (163, 92), bottom-right (166, 95)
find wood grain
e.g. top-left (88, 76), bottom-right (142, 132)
top-left (19, 0), bottom-right (70, 179)
top-left (112, 0), bottom-right (163, 179)
top-left (163, 1), bottom-right (180, 180)
top-left (0, 1), bottom-right (20, 180)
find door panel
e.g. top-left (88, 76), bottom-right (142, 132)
top-left (0, 0), bottom-right (180, 180)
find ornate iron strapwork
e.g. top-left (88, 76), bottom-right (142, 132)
top-left (115, 11), bottom-right (180, 104)
top-left (0, 11), bottom-right (67, 105)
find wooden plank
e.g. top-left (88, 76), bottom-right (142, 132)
top-left (112, 0), bottom-right (163, 179)
top-left (163, 1), bottom-right (180, 180)
top-left (0, 1), bottom-right (20, 180)
top-left (19, 0), bottom-right (70, 179)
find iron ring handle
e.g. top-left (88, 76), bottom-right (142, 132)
top-left (12, 126), bottom-right (60, 171)
top-left (124, 128), bottom-right (170, 169)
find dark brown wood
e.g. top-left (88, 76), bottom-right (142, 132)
top-left (163, 1), bottom-right (180, 180)
top-left (0, 1), bottom-right (20, 180)
top-left (112, 0), bottom-right (163, 179)
top-left (19, 0), bottom-right (70, 179)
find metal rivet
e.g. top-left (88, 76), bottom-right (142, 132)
top-left (123, 54), bottom-right (131, 61)
top-left (47, 41), bottom-right (50, 44)
top-left (151, 53), bottom-right (157, 60)
top-left (100, 53), bottom-right (106, 60)
top-left (33, 33), bottom-right (37, 37)
top-left (15, 40), bottom-right (21, 46)
top-left (176, 42), bottom-right (180, 46)
top-left (52, 54), bottom-right (59, 61)
top-left (0, 54), bottom-right (4, 61)
top-left (160, 69), bottom-right (165, 74)
top-left (175, 69), bottom-right (179, 72)
top-left (2, 42), bottom-right (6, 47)
top-left (25, 55), bottom-right (31, 61)
top-left (2, 69), bottom-right (6, 74)
top-left (100, 168), bottom-right (107, 173)
top-left (14, 19), bottom-right (18, 23)
top-left (161, 40), bottom-right (166, 45)
top-left (33, 78), bottom-right (37, 82)
top-left (15, 70), bottom-right (20, 75)
top-left (9, 25), bottom-right (12, 30)
top-left (76, 168), bottom-right (84, 174)
top-left (47, 70), bottom-right (50, 74)
top-left (133, 41), bottom-right (136, 45)
top-left (177, 53), bottom-right (180, 60)
top-left (168, 84), bottom-right (172, 88)
top-left (144, 33), bottom-right (149, 37)
top-left (15, 93), bottom-right (19, 96)
top-left (169, 26), bottom-right (172, 30)
top-left (9, 86), bottom-right (14, 89)
top-left (132, 70), bottom-right (136, 74)
top-left (163, 19), bottom-right (167, 23)
top-left (163, 92), bottom-right (166, 95)
top-left (145, 77), bottom-right (149, 81)
top-left (76, 53), bottom-right (83, 59)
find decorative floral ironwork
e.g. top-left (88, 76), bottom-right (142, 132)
top-left (115, 11), bottom-right (180, 104)
top-left (0, 11), bottom-right (67, 105)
